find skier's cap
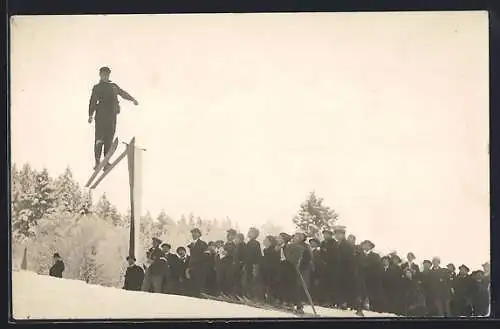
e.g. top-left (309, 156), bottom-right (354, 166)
top-left (53, 253), bottom-right (61, 258)
top-left (226, 228), bottom-right (237, 235)
top-left (191, 228), bottom-right (202, 235)
top-left (126, 255), bottom-right (136, 261)
top-left (458, 265), bottom-right (470, 272)
top-left (360, 240), bottom-right (375, 249)
top-left (333, 225), bottom-right (346, 233)
top-left (152, 237), bottom-right (162, 243)
top-left (99, 66), bottom-right (111, 74)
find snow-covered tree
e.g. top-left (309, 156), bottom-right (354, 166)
top-left (94, 193), bottom-right (122, 226)
top-left (54, 166), bottom-right (83, 214)
top-left (12, 167), bottom-right (56, 241)
top-left (292, 191), bottom-right (339, 238)
top-left (260, 219), bottom-right (284, 237)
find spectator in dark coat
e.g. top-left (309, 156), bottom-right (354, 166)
top-left (244, 227), bottom-right (263, 300)
top-left (308, 238), bottom-right (324, 305)
top-left (233, 233), bottom-right (247, 296)
top-left (123, 256), bottom-right (145, 291)
top-left (218, 229), bottom-right (237, 296)
top-left (261, 235), bottom-right (280, 304)
top-left (205, 241), bottom-right (218, 296)
top-left (49, 253), bottom-right (65, 278)
top-left (276, 232), bottom-right (296, 306)
top-left (470, 270), bottom-right (489, 316)
top-left (419, 259), bottom-right (435, 316)
top-left (358, 240), bottom-right (384, 313)
top-left (176, 246), bottom-right (190, 295)
top-left (401, 267), bottom-right (426, 316)
top-left (293, 231), bottom-right (313, 313)
top-left (187, 228), bottom-right (209, 296)
top-left (428, 257), bottom-right (452, 316)
top-left (333, 226), bottom-right (357, 310)
top-left (161, 243), bottom-right (182, 294)
top-left (452, 265), bottom-right (474, 316)
top-left (381, 255), bottom-right (404, 314)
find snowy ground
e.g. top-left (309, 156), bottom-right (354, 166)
top-left (12, 270), bottom-right (396, 319)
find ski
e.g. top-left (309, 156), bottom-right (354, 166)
top-left (89, 148), bottom-right (128, 189)
top-left (84, 138), bottom-right (119, 188)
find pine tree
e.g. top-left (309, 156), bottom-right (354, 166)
top-left (95, 193), bottom-right (122, 226)
top-left (292, 191), bottom-right (339, 238)
top-left (54, 166), bottom-right (83, 214)
top-left (12, 167), bottom-right (57, 240)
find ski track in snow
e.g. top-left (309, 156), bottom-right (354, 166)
top-left (12, 271), bottom-right (397, 319)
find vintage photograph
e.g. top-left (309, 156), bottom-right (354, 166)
top-left (10, 12), bottom-right (490, 319)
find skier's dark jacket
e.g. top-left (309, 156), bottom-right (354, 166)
top-left (89, 81), bottom-right (134, 117)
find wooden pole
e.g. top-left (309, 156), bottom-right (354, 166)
top-left (127, 137), bottom-right (144, 262)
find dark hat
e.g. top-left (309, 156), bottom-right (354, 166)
top-left (99, 66), bottom-right (111, 74)
top-left (161, 243), bottom-right (172, 249)
top-left (279, 232), bottom-right (292, 242)
top-left (423, 259), bottom-right (432, 265)
top-left (53, 252), bottom-right (61, 258)
top-left (176, 246), bottom-right (186, 253)
top-left (333, 225), bottom-right (346, 233)
top-left (190, 227), bottom-right (202, 235)
top-left (227, 228), bottom-right (237, 235)
top-left (360, 240), bottom-right (375, 249)
top-left (459, 264), bottom-right (470, 272)
top-left (152, 237), bottom-right (162, 243)
top-left (126, 255), bottom-right (136, 261)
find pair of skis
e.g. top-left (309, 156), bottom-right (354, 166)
top-left (84, 137), bottom-right (127, 189)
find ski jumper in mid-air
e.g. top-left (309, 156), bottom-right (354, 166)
top-left (88, 66), bottom-right (139, 171)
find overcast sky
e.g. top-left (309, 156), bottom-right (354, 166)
top-left (11, 12), bottom-right (489, 268)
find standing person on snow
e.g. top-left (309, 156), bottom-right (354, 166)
top-left (123, 256), bottom-right (145, 291)
top-left (49, 253), bottom-right (65, 278)
top-left (88, 66), bottom-right (139, 171)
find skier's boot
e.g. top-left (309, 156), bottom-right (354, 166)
top-left (102, 162), bottom-right (111, 172)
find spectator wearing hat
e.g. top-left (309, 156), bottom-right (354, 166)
top-left (293, 230), bottom-right (314, 314)
top-left (319, 228), bottom-right (338, 307)
top-left (428, 257), bottom-right (452, 317)
top-left (308, 238), bottom-right (324, 304)
top-left (261, 235), bottom-right (280, 304)
top-left (358, 240), bottom-right (384, 313)
top-left (333, 225), bottom-right (356, 310)
top-left (470, 270), bottom-right (489, 316)
top-left (244, 227), bottom-right (263, 300)
top-left (161, 243), bottom-right (182, 294)
top-left (215, 229), bottom-right (237, 296)
top-left (452, 265), bottom-right (474, 316)
top-left (187, 228), bottom-right (209, 296)
top-left (49, 253), bottom-right (65, 278)
top-left (176, 246), bottom-right (191, 295)
top-left (123, 255), bottom-right (145, 291)
top-left (233, 233), bottom-right (247, 296)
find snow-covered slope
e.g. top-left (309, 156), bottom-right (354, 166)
top-left (11, 270), bottom-right (396, 319)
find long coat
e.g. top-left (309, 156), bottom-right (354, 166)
top-left (124, 264), bottom-right (145, 291)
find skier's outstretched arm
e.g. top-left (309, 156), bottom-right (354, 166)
top-left (88, 85), bottom-right (98, 122)
top-left (115, 84), bottom-right (139, 105)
